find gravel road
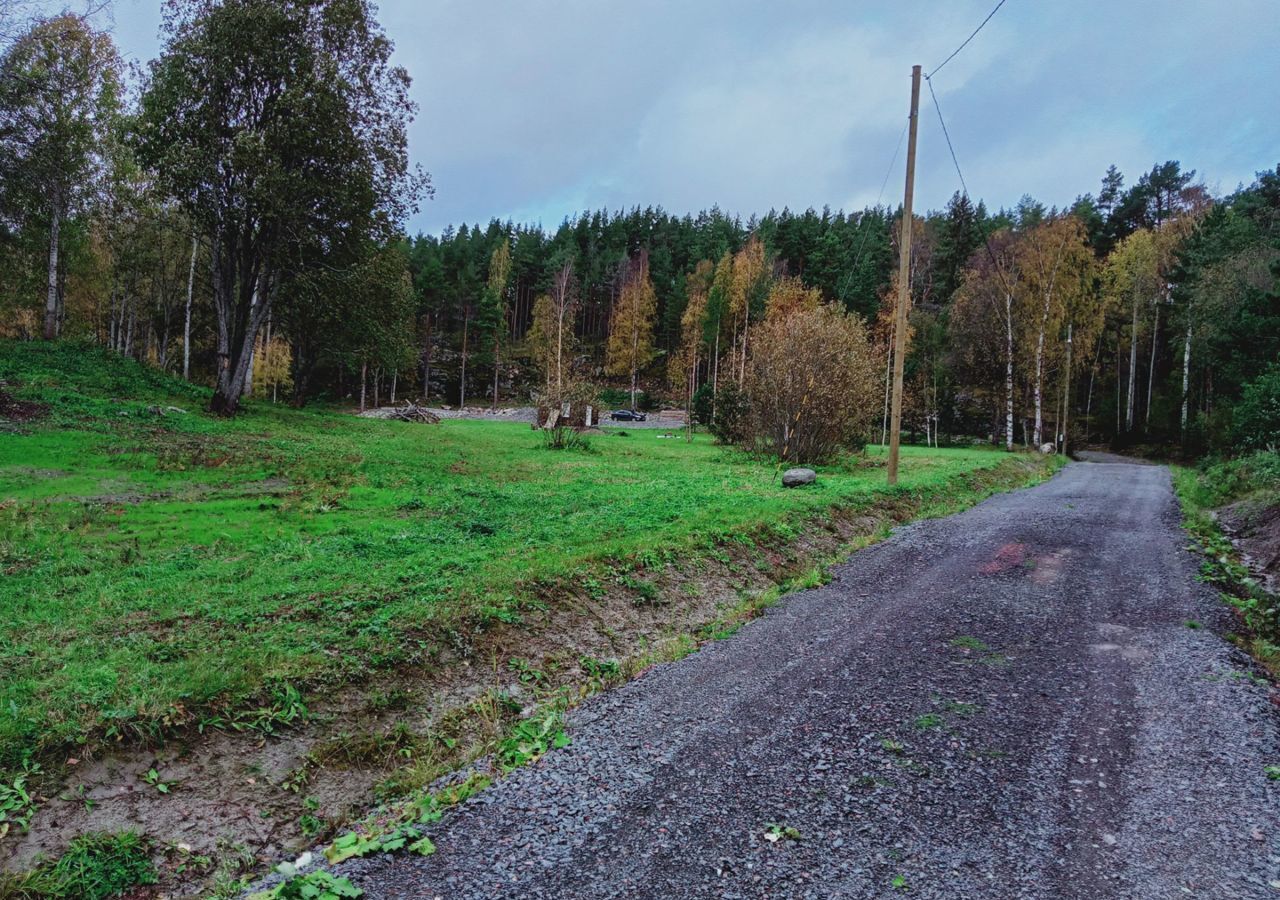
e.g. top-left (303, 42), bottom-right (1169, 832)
top-left (347, 458), bottom-right (1280, 898)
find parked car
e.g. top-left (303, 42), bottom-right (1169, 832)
top-left (609, 409), bottom-right (647, 422)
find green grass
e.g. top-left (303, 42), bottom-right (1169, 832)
top-left (1174, 455), bottom-right (1280, 675)
top-left (0, 831), bottom-right (156, 900)
top-left (0, 342), bottom-right (1039, 769)
top-left (1176, 451), bottom-right (1280, 509)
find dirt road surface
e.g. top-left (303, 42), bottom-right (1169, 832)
top-left (346, 458), bottom-right (1280, 898)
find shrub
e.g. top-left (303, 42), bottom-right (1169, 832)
top-left (689, 382), bottom-right (749, 442)
top-left (541, 423), bottom-right (592, 452)
top-left (742, 304), bottom-right (878, 463)
top-left (1231, 366), bottom-right (1280, 452)
top-left (691, 384), bottom-right (714, 427)
top-left (708, 381), bottom-right (750, 445)
top-left (1195, 450), bottom-right (1280, 506)
top-left (50, 832), bottom-right (157, 900)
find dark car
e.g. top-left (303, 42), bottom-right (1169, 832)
top-left (609, 409), bottom-right (647, 422)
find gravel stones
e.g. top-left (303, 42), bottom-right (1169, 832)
top-left (341, 459), bottom-right (1280, 899)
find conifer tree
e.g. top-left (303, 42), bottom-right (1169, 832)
top-left (484, 237), bottom-right (512, 409)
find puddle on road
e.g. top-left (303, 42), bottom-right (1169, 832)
top-left (978, 543), bottom-right (1073, 582)
top-left (979, 542), bottom-right (1029, 574)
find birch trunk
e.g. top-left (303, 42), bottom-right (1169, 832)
top-left (242, 284), bottom-right (259, 398)
top-left (1033, 324), bottom-right (1045, 447)
top-left (42, 202), bottom-right (61, 340)
top-left (711, 326), bottom-right (720, 424)
top-left (1126, 296), bottom-right (1139, 431)
top-left (630, 310), bottom-right (640, 410)
top-left (1180, 322), bottom-right (1192, 437)
top-left (183, 235), bottom-right (197, 380)
top-left (554, 301), bottom-right (564, 400)
top-left (1004, 292), bottom-right (1015, 452)
top-left (1145, 301), bottom-right (1159, 426)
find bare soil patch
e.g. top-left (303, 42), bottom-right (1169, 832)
top-left (1218, 497), bottom-right (1280, 592)
top-left (0, 386), bottom-right (49, 424)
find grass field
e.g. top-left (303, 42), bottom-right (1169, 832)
top-left (0, 342), bottom-right (1031, 773)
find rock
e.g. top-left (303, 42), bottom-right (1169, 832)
top-left (782, 467), bottom-right (817, 487)
top-left (1039, 442), bottom-right (1056, 454)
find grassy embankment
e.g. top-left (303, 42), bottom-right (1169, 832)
top-left (0, 342), bottom-right (1049, 777)
top-left (1175, 451), bottom-right (1280, 672)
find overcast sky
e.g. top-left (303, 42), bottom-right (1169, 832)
top-left (95, 0), bottom-right (1280, 234)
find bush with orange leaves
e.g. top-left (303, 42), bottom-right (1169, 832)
top-left (744, 303), bottom-right (879, 464)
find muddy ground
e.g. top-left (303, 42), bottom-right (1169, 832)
top-left (1218, 497), bottom-right (1280, 594)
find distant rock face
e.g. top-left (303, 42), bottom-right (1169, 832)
top-left (782, 467), bottom-right (817, 487)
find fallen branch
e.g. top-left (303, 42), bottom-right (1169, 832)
top-left (388, 402), bottom-right (440, 424)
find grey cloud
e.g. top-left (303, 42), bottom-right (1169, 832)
top-left (68, 0), bottom-right (1280, 231)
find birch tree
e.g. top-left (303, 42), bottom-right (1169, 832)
top-left (952, 231), bottom-right (1024, 450)
top-left (606, 252), bottom-right (658, 410)
top-left (705, 252), bottom-right (733, 416)
top-left (0, 13), bottom-right (120, 340)
top-left (1018, 216), bottom-right (1094, 447)
top-left (727, 235), bottom-right (767, 381)
top-left (138, 0), bottom-right (426, 415)
top-left (526, 257), bottom-right (577, 404)
top-left (1104, 229), bottom-right (1160, 433)
top-left (669, 260), bottom-right (713, 420)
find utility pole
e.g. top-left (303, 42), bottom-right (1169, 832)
top-left (1062, 323), bottom-right (1073, 456)
top-left (887, 64), bottom-right (921, 486)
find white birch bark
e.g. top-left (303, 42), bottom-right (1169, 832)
top-left (43, 203), bottom-right (61, 340)
top-left (183, 235), bottom-right (197, 380)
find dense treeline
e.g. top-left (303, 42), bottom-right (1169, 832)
top-left (402, 205), bottom-right (898, 407)
top-left (400, 161), bottom-right (1278, 455)
top-left (1, 5), bottom-right (1276, 454)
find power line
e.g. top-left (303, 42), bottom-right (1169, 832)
top-left (924, 75), bottom-right (1017, 299)
top-left (925, 76), bottom-right (969, 202)
top-left (874, 121), bottom-right (910, 210)
top-left (839, 119), bottom-right (909, 301)
top-left (927, 0), bottom-right (1009, 79)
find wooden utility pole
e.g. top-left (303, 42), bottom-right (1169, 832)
top-left (887, 64), bottom-right (921, 485)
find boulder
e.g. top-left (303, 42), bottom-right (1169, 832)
top-left (782, 467), bottom-right (817, 487)
top-left (1039, 442), bottom-right (1056, 455)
